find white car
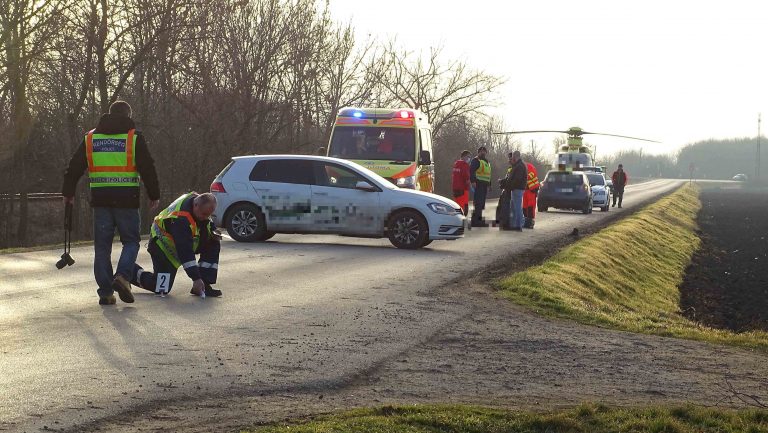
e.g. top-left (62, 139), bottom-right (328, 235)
top-left (586, 172), bottom-right (611, 212)
top-left (209, 155), bottom-right (465, 249)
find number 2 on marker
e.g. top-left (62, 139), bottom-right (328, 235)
top-left (156, 273), bottom-right (170, 294)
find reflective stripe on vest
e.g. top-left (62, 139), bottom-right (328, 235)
top-left (475, 160), bottom-right (491, 183)
top-left (85, 129), bottom-right (139, 188)
top-left (151, 193), bottom-right (201, 269)
top-left (527, 169), bottom-right (539, 190)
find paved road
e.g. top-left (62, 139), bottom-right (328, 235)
top-left (1, 179), bottom-right (685, 430)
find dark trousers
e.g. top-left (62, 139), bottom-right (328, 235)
top-left (93, 207), bottom-right (140, 298)
top-left (471, 182), bottom-right (489, 223)
top-left (131, 237), bottom-right (220, 294)
top-left (612, 188), bottom-right (625, 207)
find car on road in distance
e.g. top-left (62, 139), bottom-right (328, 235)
top-left (586, 172), bottom-right (611, 212)
top-left (732, 173), bottom-right (748, 181)
top-left (537, 170), bottom-right (593, 214)
top-left (209, 155), bottom-right (464, 249)
top-left (581, 165), bottom-right (604, 173)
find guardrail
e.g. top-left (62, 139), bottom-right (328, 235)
top-left (0, 192), bottom-right (62, 201)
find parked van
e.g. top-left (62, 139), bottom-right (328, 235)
top-left (327, 107), bottom-right (434, 192)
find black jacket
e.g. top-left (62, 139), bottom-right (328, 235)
top-left (501, 159), bottom-right (528, 190)
top-left (62, 114), bottom-right (160, 208)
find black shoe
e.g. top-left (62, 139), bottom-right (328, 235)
top-left (618, 205), bottom-right (622, 208)
top-left (204, 283), bottom-right (222, 297)
top-left (111, 275), bottom-right (135, 303)
top-left (99, 295), bottom-right (116, 305)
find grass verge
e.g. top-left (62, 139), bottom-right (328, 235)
top-left (497, 184), bottom-right (768, 351)
top-left (244, 403), bottom-right (768, 433)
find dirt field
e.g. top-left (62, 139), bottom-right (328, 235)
top-left (680, 186), bottom-right (768, 332)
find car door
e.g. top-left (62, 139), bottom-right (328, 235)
top-left (310, 161), bottom-right (382, 235)
top-left (249, 159), bottom-right (314, 231)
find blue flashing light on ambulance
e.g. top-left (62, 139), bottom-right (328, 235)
top-left (327, 107), bottom-right (435, 192)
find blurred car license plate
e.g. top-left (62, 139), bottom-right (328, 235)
top-left (557, 187), bottom-right (573, 193)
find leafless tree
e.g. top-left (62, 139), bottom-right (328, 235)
top-left (374, 41), bottom-right (505, 138)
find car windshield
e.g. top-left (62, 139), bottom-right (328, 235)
top-left (329, 126), bottom-right (416, 162)
top-left (546, 173), bottom-right (584, 185)
top-left (587, 174), bottom-right (605, 186)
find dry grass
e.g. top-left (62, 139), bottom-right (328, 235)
top-left (244, 403), bottom-right (768, 433)
top-left (498, 185), bottom-right (768, 351)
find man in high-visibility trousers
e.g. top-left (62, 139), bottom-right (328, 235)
top-left (62, 100), bottom-right (160, 306)
top-left (523, 161), bottom-right (540, 229)
top-left (451, 150), bottom-right (472, 216)
top-left (130, 192), bottom-right (222, 298)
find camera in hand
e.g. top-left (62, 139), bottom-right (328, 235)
top-left (56, 252), bottom-right (75, 269)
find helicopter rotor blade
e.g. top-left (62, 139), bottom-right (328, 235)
top-left (580, 131), bottom-right (660, 143)
top-left (492, 130), bottom-right (569, 135)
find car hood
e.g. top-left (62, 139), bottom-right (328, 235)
top-left (391, 187), bottom-right (461, 208)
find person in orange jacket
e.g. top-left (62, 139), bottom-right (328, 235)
top-left (522, 161), bottom-right (540, 228)
top-left (451, 150), bottom-right (472, 216)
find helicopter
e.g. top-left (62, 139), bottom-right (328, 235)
top-left (493, 126), bottom-right (659, 170)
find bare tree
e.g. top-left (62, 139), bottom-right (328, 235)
top-left (374, 41), bottom-right (505, 138)
top-left (0, 0), bottom-right (67, 246)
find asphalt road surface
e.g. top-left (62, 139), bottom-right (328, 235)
top-left (5, 179), bottom-right (761, 432)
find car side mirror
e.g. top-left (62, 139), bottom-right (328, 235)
top-left (355, 181), bottom-right (377, 192)
top-left (419, 150), bottom-right (432, 165)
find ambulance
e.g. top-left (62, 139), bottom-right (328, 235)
top-left (327, 107), bottom-right (434, 192)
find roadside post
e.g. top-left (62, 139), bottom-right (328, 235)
top-left (689, 162), bottom-right (695, 184)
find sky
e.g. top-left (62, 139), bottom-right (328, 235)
top-left (327, 0), bottom-right (768, 156)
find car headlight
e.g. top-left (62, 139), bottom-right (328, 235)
top-left (428, 202), bottom-right (458, 215)
top-left (396, 175), bottom-right (416, 187)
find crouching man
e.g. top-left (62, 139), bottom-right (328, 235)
top-left (131, 192), bottom-right (222, 297)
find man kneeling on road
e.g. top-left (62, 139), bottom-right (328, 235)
top-left (131, 192), bottom-right (222, 297)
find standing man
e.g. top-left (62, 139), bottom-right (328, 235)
top-left (62, 100), bottom-right (160, 306)
top-left (130, 192), bottom-right (222, 297)
top-left (523, 161), bottom-right (540, 228)
top-left (611, 163), bottom-right (629, 208)
top-left (451, 150), bottom-right (472, 216)
top-left (505, 151), bottom-right (527, 231)
top-left (469, 146), bottom-right (491, 227)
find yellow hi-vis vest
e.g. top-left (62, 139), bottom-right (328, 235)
top-left (151, 193), bottom-right (210, 269)
top-left (85, 129), bottom-right (140, 189)
top-left (475, 159), bottom-right (491, 183)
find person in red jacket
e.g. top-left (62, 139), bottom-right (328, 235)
top-left (611, 164), bottom-right (629, 208)
top-left (451, 150), bottom-right (472, 216)
top-left (522, 162), bottom-right (540, 228)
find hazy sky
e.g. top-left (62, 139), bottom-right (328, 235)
top-left (328, 1), bottom-right (768, 156)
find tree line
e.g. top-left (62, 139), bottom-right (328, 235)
top-left (0, 0), bottom-right (504, 248)
top-left (597, 137), bottom-right (767, 180)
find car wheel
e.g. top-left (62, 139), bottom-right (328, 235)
top-left (601, 205), bottom-right (609, 212)
top-left (421, 239), bottom-right (433, 247)
top-left (387, 210), bottom-right (429, 249)
top-left (582, 201), bottom-right (591, 214)
top-left (225, 203), bottom-right (271, 242)
top-left (538, 205), bottom-right (547, 212)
